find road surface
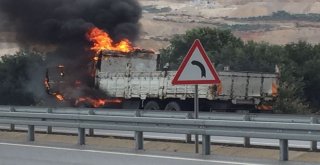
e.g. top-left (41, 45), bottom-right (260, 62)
top-left (0, 142), bottom-right (315, 165)
top-left (0, 142), bottom-right (260, 165)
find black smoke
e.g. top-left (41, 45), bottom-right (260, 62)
top-left (0, 0), bottom-right (141, 47)
top-left (0, 0), bottom-right (142, 106)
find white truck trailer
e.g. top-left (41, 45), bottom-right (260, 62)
top-left (93, 50), bottom-right (278, 112)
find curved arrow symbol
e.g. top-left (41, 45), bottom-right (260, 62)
top-left (191, 60), bottom-right (206, 78)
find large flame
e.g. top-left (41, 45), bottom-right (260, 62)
top-left (87, 27), bottom-right (133, 53)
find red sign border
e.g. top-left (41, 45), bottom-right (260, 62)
top-left (172, 39), bottom-right (221, 85)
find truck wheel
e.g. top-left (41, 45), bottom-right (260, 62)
top-left (144, 101), bottom-right (160, 110)
top-left (164, 101), bottom-right (181, 111)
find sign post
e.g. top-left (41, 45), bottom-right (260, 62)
top-left (172, 39), bottom-right (221, 154)
top-left (194, 84), bottom-right (199, 153)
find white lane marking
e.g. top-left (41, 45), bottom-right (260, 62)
top-left (0, 142), bottom-right (265, 165)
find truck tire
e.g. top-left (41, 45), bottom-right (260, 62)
top-left (164, 101), bottom-right (181, 111)
top-left (144, 101), bottom-right (160, 110)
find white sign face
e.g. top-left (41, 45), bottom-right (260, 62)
top-left (172, 39), bottom-right (221, 85)
top-left (178, 47), bottom-right (215, 81)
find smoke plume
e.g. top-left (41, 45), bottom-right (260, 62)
top-left (0, 0), bottom-right (142, 106)
top-left (0, 0), bottom-right (141, 47)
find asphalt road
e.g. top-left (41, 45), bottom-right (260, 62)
top-left (0, 142), bottom-right (276, 165)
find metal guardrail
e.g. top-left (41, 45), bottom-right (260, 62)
top-left (1, 106), bottom-right (317, 122)
top-left (0, 106), bottom-right (319, 161)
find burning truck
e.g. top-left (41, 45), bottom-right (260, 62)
top-left (45, 27), bottom-right (278, 112)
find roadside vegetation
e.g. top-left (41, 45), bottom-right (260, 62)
top-left (230, 10), bottom-right (320, 22)
top-left (219, 23), bottom-right (274, 32)
top-left (0, 51), bottom-right (45, 105)
top-left (142, 5), bottom-right (172, 13)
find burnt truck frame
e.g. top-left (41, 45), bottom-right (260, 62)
top-left (46, 49), bottom-right (278, 112)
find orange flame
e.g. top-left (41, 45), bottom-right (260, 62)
top-left (55, 94), bottom-right (64, 101)
top-left (87, 27), bottom-right (133, 53)
top-left (44, 78), bottom-right (50, 89)
top-left (75, 97), bottom-right (122, 108)
top-left (93, 56), bottom-right (99, 61)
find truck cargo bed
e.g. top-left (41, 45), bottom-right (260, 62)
top-left (96, 70), bottom-right (278, 105)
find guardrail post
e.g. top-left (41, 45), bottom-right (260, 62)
top-left (134, 110), bottom-right (143, 150)
top-left (9, 107), bottom-right (15, 131)
top-left (202, 135), bottom-right (211, 155)
top-left (279, 139), bottom-right (289, 161)
top-left (27, 125), bottom-right (35, 141)
top-left (78, 128), bottom-right (85, 145)
top-left (47, 108), bottom-right (53, 134)
top-left (310, 117), bottom-right (318, 151)
top-left (185, 113), bottom-right (192, 143)
top-left (243, 114), bottom-right (250, 147)
top-left (88, 109), bottom-right (95, 136)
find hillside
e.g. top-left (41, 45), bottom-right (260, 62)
top-left (137, 0), bottom-right (320, 50)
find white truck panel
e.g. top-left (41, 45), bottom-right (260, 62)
top-left (96, 52), bottom-right (277, 105)
top-left (100, 50), bottom-right (158, 72)
top-left (97, 70), bottom-right (278, 105)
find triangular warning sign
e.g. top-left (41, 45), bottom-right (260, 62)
top-left (172, 39), bottom-right (221, 85)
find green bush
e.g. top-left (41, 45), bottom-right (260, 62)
top-left (0, 50), bottom-right (45, 105)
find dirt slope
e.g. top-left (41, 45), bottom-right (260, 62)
top-left (138, 0), bottom-right (320, 50)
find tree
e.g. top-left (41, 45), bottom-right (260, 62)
top-left (230, 41), bottom-right (282, 72)
top-left (159, 27), bottom-right (243, 70)
top-left (159, 27), bottom-right (279, 73)
top-left (0, 50), bottom-right (45, 105)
